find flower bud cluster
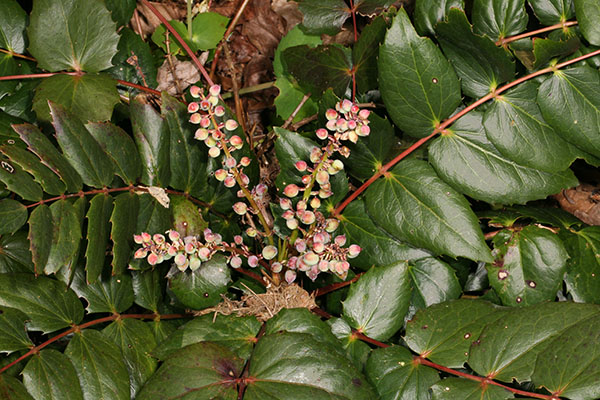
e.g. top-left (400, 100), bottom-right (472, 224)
top-left (188, 84), bottom-right (240, 159)
top-left (323, 99), bottom-right (371, 146)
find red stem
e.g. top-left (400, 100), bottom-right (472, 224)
top-left (314, 272), bottom-right (363, 297)
top-left (349, 0), bottom-right (358, 43)
top-left (333, 48), bottom-right (600, 216)
top-left (497, 20), bottom-right (578, 46)
top-left (0, 313), bottom-right (190, 374)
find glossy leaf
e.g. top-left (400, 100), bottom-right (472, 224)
top-left (429, 112), bottom-right (578, 204)
top-left (85, 122), bottom-right (142, 185)
top-left (171, 196), bottom-right (208, 237)
top-left (27, 204), bottom-right (52, 274)
top-left (152, 13), bottom-right (229, 54)
top-left (168, 254), bottom-right (231, 309)
top-left (354, 0), bottom-right (395, 15)
top-left (104, 0), bottom-right (136, 27)
top-left (430, 378), bottom-right (514, 399)
top-left (298, 0), bottom-right (350, 35)
top-left (0, 155), bottom-right (42, 201)
top-left (532, 31), bottom-right (580, 69)
top-left (22, 349), bottom-right (83, 400)
top-left (135, 194), bottom-right (171, 239)
top-left (0, 273), bottom-right (83, 333)
top-left (109, 28), bottom-right (158, 90)
top-left (65, 329), bottom-right (129, 400)
top-left (328, 317), bottom-right (371, 369)
top-left (410, 257), bottom-right (462, 310)
top-left (366, 159), bottom-right (492, 262)
top-left (472, 0), bottom-right (529, 41)
top-left (575, 0), bottom-right (600, 46)
top-left (436, 9), bottom-right (515, 98)
top-left (84, 194), bottom-right (113, 283)
top-left (414, 0), bottom-right (464, 36)
top-left (154, 314), bottom-right (261, 361)
top-left (538, 66), bottom-right (600, 158)
top-left (132, 268), bottom-right (164, 313)
top-left (0, 199), bottom-right (27, 235)
top-left (0, 0), bottom-right (27, 53)
top-left (265, 308), bottom-right (342, 351)
top-left (366, 346), bottom-right (440, 400)
top-left (343, 261), bottom-right (411, 341)
top-left (405, 299), bottom-right (504, 368)
top-left (0, 232), bottom-right (34, 274)
top-left (110, 192), bottom-right (138, 275)
top-left (50, 102), bottom-right (114, 187)
top-left (562, 227), bottom-right (600, 303)
top-left (353, 17), bottom-right (386, 93)
top-left (103, 319), bottom-right (157, 398)
top-left (274, 127), bottom-right (318, 191)
top-left (137, 342), bottom-right (241, 399)
top-left (13, 123), bottom-right (82, 193)
top-left (0, 306), bottom-right (32, 353)
top-left (246, 332), bottom-right (376, 399)
top-left (0, 375), bottom-right (34, 399)
top-left (379, 8), bottom-right (461, 138)
top-left (72, 272), bottom-right (134, 314)
top-left (528, 0), bottom-right (574, 25)
top-left (27, 0), bottom-right (119, 72)
top-left (45, 199), bottom-right (81, 275)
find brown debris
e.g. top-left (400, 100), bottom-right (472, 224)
top-left (131, 1), bottom-right (187, 39)
top-left (194, 283), bottom-right (317, 322)
top-left (555, 184), bottom-right (600, 225)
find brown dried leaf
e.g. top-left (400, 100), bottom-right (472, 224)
top-left (156, 58), bottom-right (202, 95)
top-left (555, 183), bottom-right (600, 225)
top-left (131, 1), bottom-right (187, 39)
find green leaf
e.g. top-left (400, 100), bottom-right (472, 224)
top-left (414, 0), bottom-right (464, 36)
top-left (353, 17), bottom-right (387, 93)
top-left (410, 257), bottom-right (462, 310)
top-left (328, 318), bottom-right (371, 370)
top-left (154, 314), bottom-right (261, 361)
top-left (104, 0), bottom-right (136, 27)
top-left (109, 28), bottom-right (158, 89)
top-left (45, 200), bottom-right (81, 275)
top-left (0, 375), bottom-right (35, 400)
top-left (528, 0), bottom-right (574, 25)
top-left (0, 199), bottom-right (27, 235)
top-left (265, 308), bottom-right (343, 350)
top-left (72, 271), bottom-right (134, 314)
top-left (188, 12), bottom-right (229, 51)
top-left (354, 0), bottom-right (395, 15)
top-left (298, 0), bottom-right (350, 35)
top-left (84, 194), bottom-right (113, 283)
top-left (366, 159), bottom-right (492, 262)
top-left (103, 319), bottom-right (157, 398)
top-left (49, 102), bottom-right (114, 187)
top-left (0, 79), bottom-right (36, 123)
top-left (537, 66), bottom-right (600, 158)
top-left (27, 0), bottom-right (119, 72)
top-left (135, 194), bottom-right (171, 239)
top-left (132, 268), bottom-right (164, 313)
top-left (366, 346), bottom-right (440, 400)
top-left (575, 0), bottom-right (600, 46)
top-left (168, 254), bottom-right (231, 309)
top-left (246, 332), bottom-right (376, 399)
top-left (405, 299), bottom-right (505, 368)
top-left (0, 306), bottom-right (32, 353)
top-left (0, 232), bottom-right (34, 274)
top-left (342, 261), bottom-right (411, 341)
top-left (379, 8), bottom-right (461, 138)
top-left (487, 226), bottom-right (568, 307)
top-left (171, 196), bottom-right (208, 238)
top-left (429, 112), bottom-right (578, 204)
top-left (562, 227), bottom-right (600, 303)
top-left (130, 100), bottom-right (170, 187)
top-left (510, 205), bottom-right (583, 229)
top-left (22, 349), bottom-right (83, 400)
top-left (282, 44), bottom-right (352, 97)
top-left (468, 301), bottom-right (599, 382)
top-left (436, 9), bottom-right (515, 98)
top-left (431, 378), bottom-right (514, 399)
top-left (137, 342), bottom-right (242, 400)
top-left (65, 329), bottom-right (129, 400)
top-left (85, 122), bottom-right (142, 185)
top-left (27, 204), bottom-right (52, 274)
top-left (0, 155), bottom-right (42, 202)
top-left (0, 0), bottom-right (27, 53)
top-left (274, 126), bottom-right (319, 191)
top-left (0, 273), bottom-right (83, 333)
top-left (472, 0), bottom-right (528, 41)
top-left (531, 31), bottom-right (580, 69)
top-left (110, 192), bottom-right (138, 275)
top-left (162, 93), bottom-right (208, 197)
top-left (13, 123), bottom-right (82, 193)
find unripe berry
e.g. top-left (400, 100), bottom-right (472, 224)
top-left (262, 245), bottom-right (278, 260)
top-left (316, 128), bottom-right (328, 140)
top-left (189, 256), bottom-right (201, 271)
top-left (225, 119), bottom-right (238, 131)
top-left (209, 84), bottom-right (221, 97)
top-left (286, 218), bottom-right (299, 230)
top-left (325, 109), bottom-right (338, 120)
top-left (341, 99), bottom-right (353, 112)
top-left (240, 156), bottom-right (251, 167)
top-left (234, 235), bottom-right (243, 245)
top-left (348, 131), bottom-right (359, 143)
top-left (310, 147), bottom-right (322, 163)
top-left (141, 232), bottom-right (152, 242)
top-left (316, 170), bottom-right (329, 185)
top-left (215, 169), bottom-right (228, 181)
top-left (326, 119), bottom-right (336, 131)
top-left (303, 251), bottom-right (319, 266)
top-left (195, 128), bottom-right (209, 141)
top-left (134, 248), bottom-right (147, 259)
top-left (188, 102), bottom-right (199, 113)
top-left (282, 210), bottom-right (295, 220)
top-left (224, 176), bottom-right (236, 188)
top-left (168, 230), bottom-right (180, 242)
top-left (198, 247), bottom-right (211, 260)
top-left (334, 234), bottom-right (347, 246)
top-left (283, 184), bottom-right (299, 197)
top-left (295, 239), bottom-right (307, 252)
top-left (153, 233), bottom-right (165, 244)
top-left (190, 85), bottom-right (202, 98)
top-left (185, 242), bottom-right (196, 254)
top-left (348, 244), bottom-right (361, 258)
top-left (233, 202), bottom-right (248, 215)
top-left (209, 96), bottom-right (218, 106)
top-left (248, 255), bottom-right (259, 267)
top-left (296, 200), bottom-right (307, 211)
top-left (205, 136), bottom-right (217, 147)
top-left (208, 147), bottom-right (221, 158)
top-left (133, 234), bottom-right (144, 244)
top-left (246, 227), bottom-right (257, 237)
top-left (230, 135), bottom-right (243, 149)
top-left (325, 218), bottom-right (339, 232)
top-left (336, 118), bottom-right (348, 132)
top-left (295, 160), bottom-right (307, 171)
top-left (310, 197), bottom-right (321, 209)
top-left (285, 270), bottom-right (297, 284)
top-left (358, 125), bottom-right (370, 136)
top-left (224, 157), bottom-right (237, 168)
top-left (318, 259), bottom-right (329, 272)
top-left (287, 256), bottom-right (298, 269)
top-left (214, 105), bottom-right (225, 117)
top-left (190, 113), bottom-right (201, 124)
top-left (313, 241), bottom-right (325, 254)
top-left (329, 159), bottom-right (344, 174)
top-left (271, 262), bottom-right (283, 273)
top-left (301, 210), bottom-right (316, 225)
top-left (230, 255), bottom-right (242, 268)
top-left (280, 198), bottom-right (292, 210)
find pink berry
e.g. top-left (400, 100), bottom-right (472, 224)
top-left (341, 99), bottom-right (353, 112)
top-left (233, 202), bottom-right (248, 215)
top-left (224, 157), bottom-right (237, 168)
top-left (168, 230), bottom-right (180, 242)
top-left (295, 239), bottom-right (307, 253)
top-left (229, 135), bottom-right (243, 149)
top-left (262, 245), bottom-right (278, 260)
top-left (225, 119), bottom-right (238, 131)
top-left (133, 234), bottom-right (144, 244)
top-left (141, 232), bottom-right (152, 242)
top-left (234, 235), bottom-right (244, 245)
top-left (147, 252), bottom-right (159, 265)
top-left (303, 252), bottom-right (319, 266)
top-left (174, 253), bottom-right (187, 266)
top-left (224, 176), bottom-right (236, 188)
top-left (286, 218), bottom-right (299, 230)
top-left (190, 85), bottom-right (202, 98)
top-left (359, 109), bottom-right (370, 119)
top-left (230, 256), bottom-right (242, 268)
top-left (334, 235), bottom-right (347, 246)
top-left (214, 105), bottom-right (225, 117)
top-left (285, 270), bottom-right (297, 284)
top-left (208, 147), bottom-right (221, 158)
top-left (295, 160), bottom-right (307, 171)
top-left (280, 198), bottom-right (292, 210)
top-left (198, 247), bottom-right (211, 260)
top-left (248, 255), bottom-right (259, 268)
top-left (316, 128), bottom-right (328, 140)
top-left (209, 84), bottom-right (221, 97)
top-left (325, 109), bottom-right (338, 120)
top-left (301, 210), bottom-right (316, 225)
top-left (134, 248), bottom-right (147, 259)
top-left (190, 113), bottom-right (201, 124)
top-left (271, 262), bottom-right (283, 273)
top-left (283, 184), bottom-right (300, 197)
top-left (215, 169), bottom-right (228, 181)
top-left (187, 102), bottom-right (199, 113)
top-left (240, 156), bottom-right (251, 167)
top-left (348, 244), bottom-right (361, 258)
top-left (200, 117), bottom-right (211, 128)
top-left (195, 128), bottom-right (209, 141)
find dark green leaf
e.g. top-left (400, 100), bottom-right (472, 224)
top-left (153, 314), bottom-right (261, 361)
top-left (171, 196), bottom-right (208, 237)
top-left (13, 123), bottom-right (82, 193)
top-left (0, 375), bottom-right (34, 400)
top-left (137, 342), bottom-right (242, 400)
top-left (436, 9), bottom-right (515, 98)
top-left (86, 122), bottom-right (142, 185)
top-left (562, 227), bottom-right (600, 303)
top-left (429, 112), bottom-right (578, 204)
top-left (355, 0), bottom-right (395, 15)
top-left (104, 0), bottom-right (136, 27)
top-left (353, 17), bottom-right (386, 93)
top-left (575, 0), bottom-right (600, 46)
top-left (510, 205), bottom-right (583, 229)
top-left (298, 0), bottom-right (350, 35)
top-left (532, 32), bottom-right (580, 69)
top-left (0, 0), bottom-right (27, 53)
top-left (49, 102), bottom-right (114, 187)
top-left (72, 271), bottom-right (134, 314)
top-left (0, 155), bottom-right (42, 201)
top-left (0, 232), bottom-right (33, 274)
top-left (0, 199), bottom-right (27, 235)
top-left (414, 0), bottom-right (464, 36)
top-left (528, 0), bottom-right (574, 25)
top-left (537, 66), bottom-right (600, 158)
top-left (487, 226), bottom-right (567, 307)
top-left (431, 378), bottom-right (514, 399)
top-left (65, 329), bottom-right (129, 400)
top-left (246, 332), bottom-right (376, 399)
top-left (282, 44), bottom-right (352, 97)
top-left (168, 254), bottom-right (231, 309)
top-left (0, 306), bottom-right (32, 353)
top-left (0, 273), bottom-right (83, 333)
top-left (84, 194), bottom-right (113, 283)
top-left (45, 200), bottom-right (81, 275)
top-left (379, 8), bottom-right (461, 138)
top-left (328, 317), bottom-right (372, 369)
top-left (130, 100), bottom-right (170, 187)
top-left (265, 308), bottom-right (342, 350)
top-left (366, 159), bottom-right (492, 262)
top-left (472, 0), bottom-right (528, 41)
top-left (110, 192), bottom-right (138, 275)
top-left (109, 28), bottom-right (158, 89)
top-left (366, 346), bottom-right (439, 400)
top-left (103, 319), bottom-right (157, 398)
top-left (151, 13), bottom-right (229, 54)
top-left (135, 194), bottom-right (171, 239)
top-left (410, 257), bottom-right (462, 310)
top-left (27, 0), bottom-right (119, 72)
top-left (27, 205), bottom-right (52, 275)
top-left (0, 79), bottom-right (36, 123)
top-left (343, 262), bottom-right (411, 341)
top-left (132, 268), bottom-right (164, 313)
top-left (274, 127), bottom-right (319, 191)
top-left (22, 349), bottom-right (83, 400)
